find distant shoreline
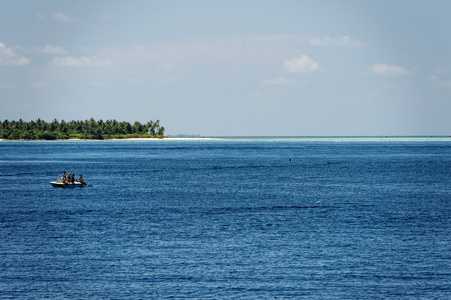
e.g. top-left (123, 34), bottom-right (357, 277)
top-left (1, 136), bottom-right (450, 142)
top-left (114, 137), bottom-right (218, 141)
top-left (0, 137), bottom-right (219, 141)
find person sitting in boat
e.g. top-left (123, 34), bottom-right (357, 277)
top-left (67, 172), bottom-right (72, 184)
top-left (70, 173), bottom-right (75, 184)
top-left (79, 174), bottom-right (87, 186)
top-left (61, 171), bottom-right (67, 183)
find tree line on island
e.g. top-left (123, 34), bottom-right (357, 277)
top-left (0, 118), bottom-right (165, 140)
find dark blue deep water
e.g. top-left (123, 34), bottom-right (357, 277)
top-left (1, 139), bottom-right (450, 299)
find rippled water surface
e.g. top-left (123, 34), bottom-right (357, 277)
top-left (1, 139), bottom-right (450, 299)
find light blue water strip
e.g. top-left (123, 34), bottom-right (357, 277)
top-left (1, 136), bottom-right (451, 143)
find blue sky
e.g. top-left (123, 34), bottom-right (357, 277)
top-left (1, 0), bottom-right (450, 136)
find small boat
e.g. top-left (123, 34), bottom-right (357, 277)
top-left (50, 181), bottom-right (86, 188)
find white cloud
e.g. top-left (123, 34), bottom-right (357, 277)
top-left (284, 55), bottom-right (320, 73)
top-left (439, 81), bottom-right (451, 88)
top-left (17, 45), bottom-right (67, 54)
top-left (36, 13), bottom-right (46, 20)
top-left (429, 75), bottom-right (451, 88)
top-left (42, 45), bottom-right (67, 54)
top-left (0, 82), bottom-right (14, 89)
top-left (371, 64), bottom-right (413, 76)
top-left (100, 35), bottom-right (312, 67)
top-left (435, 68), bottom-right (448, 75)
top-left (125, 78), bottom-right (143, 84)
top-left (310, 36), bottom-right (365, 47)
top-left (158, 63), bottom-right (175, 70)
top-left (102, 13), bottom-right (112, 20)
top-left (154, 76), bottom-right (179, 85)
top-left (246, 92), bottom-right (260, 97)
top-left (263, 77), bottom-right (296, 85)
top-left (0, 42), bottom-right (30, 66)
top-left (51, 56), bottom-right (111, 67)
top-left (53, 12), bottom-right (74, 22)
top-left (31, 81), bottom-right (48, 88)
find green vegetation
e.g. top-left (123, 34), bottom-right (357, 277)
top-left (0, 118), bottom-right (166, 140)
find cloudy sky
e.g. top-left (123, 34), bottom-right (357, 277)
top-left (1, 0), bottom-right (450, 136)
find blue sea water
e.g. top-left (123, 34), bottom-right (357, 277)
top-left (0, 138), bottom-right (450, 299)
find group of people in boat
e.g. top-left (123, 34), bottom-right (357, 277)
top-left (61, 171), bottom-right (86, 186)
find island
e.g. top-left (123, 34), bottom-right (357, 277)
top-left (0, 118), bottom-right (166, 140)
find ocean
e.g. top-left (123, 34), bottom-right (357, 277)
top-left (0, 138), bottom-right (450, 299)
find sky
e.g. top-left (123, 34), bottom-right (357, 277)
top-left (1, 0), bottom-right (451, 136)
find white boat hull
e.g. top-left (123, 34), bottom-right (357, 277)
top-left (50, 181), bottom-right (86, 188)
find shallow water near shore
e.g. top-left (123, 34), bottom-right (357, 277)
top-left (0, 139), bottom-right (450, 298)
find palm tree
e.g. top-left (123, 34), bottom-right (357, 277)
top-left (50, 119), bottom-right (59, 132)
